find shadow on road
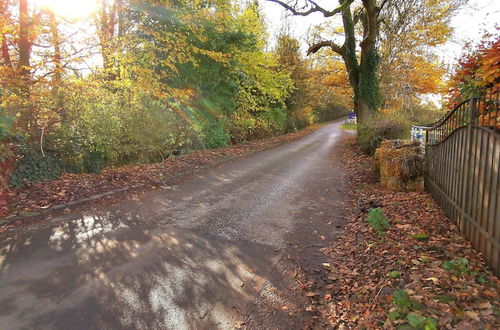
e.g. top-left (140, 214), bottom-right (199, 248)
top-left (0, 211), bottom-right (290, 329)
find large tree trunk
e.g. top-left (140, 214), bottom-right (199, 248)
top-left (355, 97), bottom-right (373, 122)
top-left (48, 11), bottom-right (66, 123)
top-left (18, 0), bottom-right (33, 132)
top-left (49, 12), bottom-right (62, 86)
top-left (300, 0), bottom-right (380, 122)
top-left (99, 0), bottom-right (119, 80)
top-left (18, 0), bottom-right (30, 81)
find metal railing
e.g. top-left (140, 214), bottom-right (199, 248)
top-left (426, 89), bottom-right (500, 145)
top-left (410, 125), bottom-right (429, 144)
top-left (423, 88), bottom-right (500, 274)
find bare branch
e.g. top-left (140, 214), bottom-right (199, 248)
top-left (267, 0), bottom-right (355, 17)
top-left (307, 40), bottom-right (343, 56)
top-left (377, 0), bottom-right (389, 17)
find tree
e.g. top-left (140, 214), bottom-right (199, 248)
top-left (377, 0), bottom-right (464, 115)
top-left (267, 0), bottom-right (383, 122)
top-left (446, 32), bottom-right (500, 109)
top-left (267, 0), bottom-right (467, 122)
top-left (96, 0), bottom-right (126, 80)
top-left (275, 34), bottom-right (313, 128)
top-left (18, 0), bottom-right (31, 82)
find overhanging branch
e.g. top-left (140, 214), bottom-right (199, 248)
top-left (267, 0), bottom-right (355, 17)
top-left (307, 40), bottom-right (343, 56)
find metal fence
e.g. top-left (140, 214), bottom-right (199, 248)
top-left (410, 125), bottom-right (428, 144)
top-left (424, 89), bottom-right (500, 274)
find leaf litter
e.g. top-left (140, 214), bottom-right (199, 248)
top-left (297, 139), bottom-right (499, 329)
top-left (1, 125), bottom-right (321, 227)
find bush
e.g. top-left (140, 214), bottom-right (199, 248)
top-left (288, 106), bottom-right (316, 131)
top-left (55, 81), bottom-right (204, 171)
top-left (203, 122), bottom-right (230, 149)
top-left (10, 148), bottom-right (61, 188)
top-left (443, 258), bottom-right (469, 276)
top-left (229, 107), bottom-right (287, 142)
top-left (366, 208), bottom-right (390, 235)
top-left (265, 107), bottom-right (287, 135)
top-left (358, 115), bottom-right (407, 155)
top-left (0, 106), bottom-right (14, 161)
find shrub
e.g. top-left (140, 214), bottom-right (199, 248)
top-left (289, 106), bottom-right (316, 130)
top-left (392, 290), bottom-right (421, 312)
top-left (443, 258), bottom-right (469, 276)
top-left (0, 106), bottom-right (14, 161)
top-left (203, 122), bottom-right (230, 149)
top-left (358, 115), bottom-right (407, 155)
top-left (56, 81), bottom-right (204, 171)
top-left (10, 148), bottom-right (61, 188)
top-left (366, 208), bottom-right (390, 235)
top-left (265, 107), bottom-right (287, 135)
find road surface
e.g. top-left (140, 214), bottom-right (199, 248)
top-left (0, 121), bottom-right (353, 329)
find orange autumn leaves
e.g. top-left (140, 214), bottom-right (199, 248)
top-left (446, 32), bottom-right (500, 108)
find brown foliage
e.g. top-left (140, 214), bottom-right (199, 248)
top-left (300, 140), bottom-right (499, 328)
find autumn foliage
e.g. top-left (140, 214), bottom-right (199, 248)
top-left (446, 31), bottom-right (500, 109)
top-left (0, 0), bottom-right (347, 195)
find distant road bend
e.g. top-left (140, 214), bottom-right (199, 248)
top-left (0, 121), bottom-right (353, 329)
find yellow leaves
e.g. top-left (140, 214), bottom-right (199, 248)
top-left (194, 48), bottom-right (231, 63)
top-left (320, 60), bottom-right (351, 103)
top-left (383, 54), bottom-right (445, 108)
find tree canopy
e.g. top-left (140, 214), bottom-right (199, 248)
top-left (1, 0), bottom-right (349, 187)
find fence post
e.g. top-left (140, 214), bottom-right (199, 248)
top-left (462, 99), bottom-right (478, 233)
top-left (470, 98), bottom-right (478, 124)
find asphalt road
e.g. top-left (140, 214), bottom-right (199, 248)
top-left (0, 121), bottom-right (353, 329)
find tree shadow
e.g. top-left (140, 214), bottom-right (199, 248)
top-left (0, 209), bottom-right (291, 329)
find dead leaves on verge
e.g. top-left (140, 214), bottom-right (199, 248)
top-left (301, 140), bottom-right (499, 329)
top-left (1, 126), bottom-right (320, 224)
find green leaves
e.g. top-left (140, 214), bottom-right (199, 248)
top-left (366, 208), bottom-right (390, 235)
top-left (391, 291), bottom-right (437, 330)
top-left (412, 233), bottom-right (430, 241)
top-left (389, 271), bottom-right (402, 278)
top-left (393, 290), bottom-right (421, 312)
top-left (10, 149), bottom-right (61, 188)
top-left (406, 313), bottom-right (437, 330)
top-left (433, 295), bottom-right (454, 304)
top-left (443, 258), bottom-right (469, 276)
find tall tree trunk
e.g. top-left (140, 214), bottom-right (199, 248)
top-left (340, 1), bottom-right (380, 122)
top-left (48, 11), bottom-right (66, 122)
top-left (49, 12), bottom-right (62, 86)
top-left (270, 0), bottom-right (383, 123)
top-left (18, 0), bottom-right (33, 132)
top-left (99, 0), bottom-right (118, 80)
top-left (18, 0), bottom-right (30, 81)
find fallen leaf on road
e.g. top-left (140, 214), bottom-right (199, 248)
top-left (305, 292), bottom-right (319, 297)
top-left (234, 320), bottom-right (246, 328)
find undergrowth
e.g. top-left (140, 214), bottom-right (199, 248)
top-left (366, 208), bottom-right (390, 235)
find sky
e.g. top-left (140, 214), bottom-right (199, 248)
top-left (258, 0), bottom-right (500, 65)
